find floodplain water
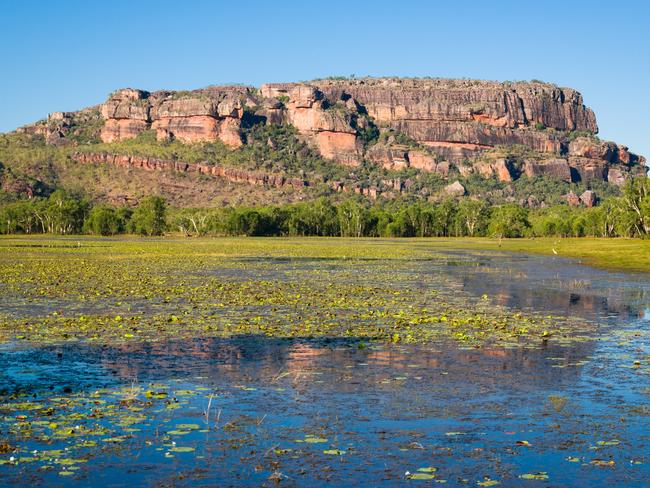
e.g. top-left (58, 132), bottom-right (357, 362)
top-left (0, 243), bottom-right (648, 487)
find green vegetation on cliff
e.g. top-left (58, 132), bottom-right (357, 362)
top-left (0, 128), bottom-right (624, 210)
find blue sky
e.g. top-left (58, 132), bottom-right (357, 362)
top-left (1, 0), bottom-right (648, 158)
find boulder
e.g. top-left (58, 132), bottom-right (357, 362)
top-left (366, 143), bottom-right (408, 170)
top-left (407, 150), bottom-right (437, 172)
top-left (524, 158), bottom-right (572, 182)
top-left (565, 191), bottom-right (581, 206)
top-left (580, 190), bottom-right (597, 207)
top-left (494, 158), bottom-right (515, 182)
top-left (435, 161), bottom-right (451, 177)
top-left (444, 180), bottom-right (466, 197)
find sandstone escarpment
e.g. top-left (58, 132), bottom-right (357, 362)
top-left (258, 78), bottom-right (643, 184)
top-left (313, 78), bottom-right (594, 161)
top-left (259, 83), bottom-right (362, 166)
top-left (20, 77), bottom-right (645, 189)
top-left (314, 78), bottom-right (597, 132)
top-left (100, 87), bottom-right (248, 147)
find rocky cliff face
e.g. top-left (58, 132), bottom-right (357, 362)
top-left (309, 78), bottom-right (644, 184)
top-left (258, 84), bottom-right (362, 166)
top-left (314, 78), bottom-right (598, 132)
top-left (100, 86), bottom-right (248, 147)
top-left (21, 77), bottom-right (646, 188)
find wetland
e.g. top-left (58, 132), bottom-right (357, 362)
top-left (0, 237), bottom-right (648, 486)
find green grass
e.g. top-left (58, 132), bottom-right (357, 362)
top-left (422, 237), bottom-right (650, 274)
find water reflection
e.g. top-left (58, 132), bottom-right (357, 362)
top-left (435, 251), bottom-right (650, 323)
top-left (1, 248), bottom-right (649, 486)
top-left (2, 336), bottom-right (596, 398)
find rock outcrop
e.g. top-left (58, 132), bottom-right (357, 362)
top-left (444, 181), bottom-right (466, 197)
top-left (259, 83), bottom-right (362, 166)
top-left (580, 190), bottom-right (597, 207)
top-left (100, 87), bottom-right (248, 147)
top-left (309, 78), bottom-right (645, 183)
top-left (363, 143), bottom-right (450, 175)
top-left (313, 78), bottom-right (593, 160)
top-left (524, 158), bottom-right (573, 182)
top-left (20, 77), bottom-right (646, 188)
top-left (71, 153), bottom-right (310, 190)
top-left (314, 78), bottom-right (597, 132)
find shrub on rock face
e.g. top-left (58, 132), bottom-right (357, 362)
top-left (130, 196), bottom-right (167, 236)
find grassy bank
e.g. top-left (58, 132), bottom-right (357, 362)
top-left (425, 237), bottom-right (650, 274)
top-left (1, 235), bottom-right (648, 273)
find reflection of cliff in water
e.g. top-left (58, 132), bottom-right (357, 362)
top-left (0, 337), bottom-right (597, 397)
top-left (90, 336), bottom-right (597, 393)
top-left (437, 251), bottom-right (650, 323)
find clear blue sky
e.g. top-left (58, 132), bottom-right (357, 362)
top-left (1, 0), bottom-right (648, 158)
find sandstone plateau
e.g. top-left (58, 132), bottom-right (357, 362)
top-left (15, 77), bottom-right (647, 201)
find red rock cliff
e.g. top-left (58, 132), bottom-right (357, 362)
top-left (87, 78), bottom-right (647, 184)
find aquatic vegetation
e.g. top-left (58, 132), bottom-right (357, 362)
top-left (0, 236), bottom-right (648, 485)
top-left (0, 237), bottom-right (595, 347)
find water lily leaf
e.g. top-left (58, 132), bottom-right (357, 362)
top-left (173, 390), bottom-right (196, 396)
top-left (102, 436), bottom-right (127, 443)
top-left (596, 440), bottom-right (620, 446)
top-left (56, 458), bottom-right (88, 465)
top-left (409, 473), bottom-right (436, 480)
top-left (304, 437), bottom-right (328, 443)
top-left (590, 459), bottom-right (615, 467)
top-left (477, 480), bottom-right (500, 487)
top-left (519, 472), bottom-right (548, 480)
top-left (323, 449), bottom-right (345, 455)
top-left (145, 391), bottom-right (168, 399)
top-left (169, 446), bottom-right (195, 453)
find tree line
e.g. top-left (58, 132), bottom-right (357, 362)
top-left (1, 178), bottom-right (649, 238)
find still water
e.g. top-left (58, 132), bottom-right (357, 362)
top-left (1, 249), bottom-right (648, 487)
